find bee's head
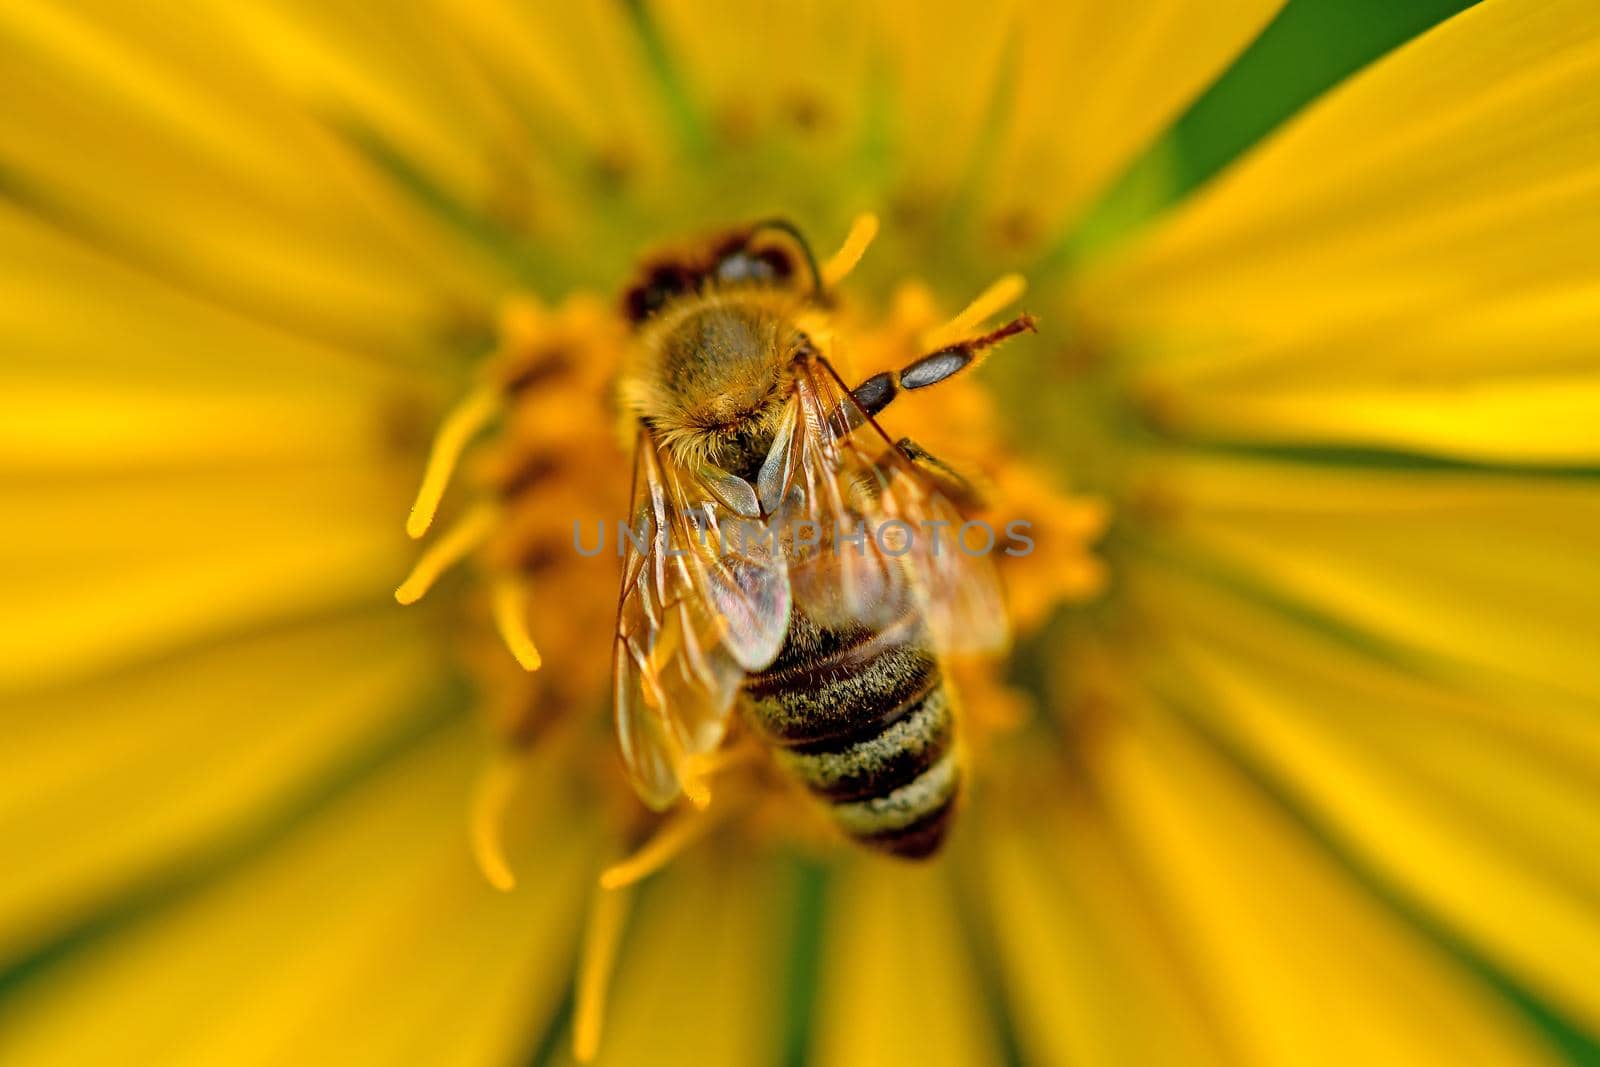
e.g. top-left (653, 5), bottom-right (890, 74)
top-left (621, 220), bottom-right (817, 326)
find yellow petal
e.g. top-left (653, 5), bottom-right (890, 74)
top-left (594, 851), bottom-right (793, 1067)
top-left (0, 2), bottom-right (493, 353)
top-left (812, 857), bottom-right (1001, 1067)
top-left (0, 719), bottom-right (592, 1067)
top-left (1095, 696), bottom-right (1566, 1066)
top-left (444, 0), bottom-right (669, 157)
top-left (194, 0), bottom-right (517, 201)
top-left (0, 457), bottom-right (418, 690)
top-left (1145, 455), bottom-right (1600, 705)
top-left (648, 0), bottom-right (1282, 242)
top-left (648, 0), bottom-right (873, 148)
top-left (1126, 558), bottom-right (1600, 1032)
top-left (0, 612), bottom-right (443, 963)
top-left (992, 0), bottom-right (1286, 234)
top-left (1136, 375), bottom-right (1600, 466)
top-left (0, 193), bottom-right (435, 687)
top-left (0, 205), bottom-right (440, 479)
top-left (1087, 0), bottom-right (1600, 462)
top-left (979, 790), bottom-right (1228, 1066)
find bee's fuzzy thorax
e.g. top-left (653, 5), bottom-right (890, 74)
top-left (619, 286), bottom-right (812, 475)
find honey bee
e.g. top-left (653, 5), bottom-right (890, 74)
top-left (612, 218), bottom-right (1034, 858)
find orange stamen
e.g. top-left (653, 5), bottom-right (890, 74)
top-left (821, 213), bottom-right (880, 287)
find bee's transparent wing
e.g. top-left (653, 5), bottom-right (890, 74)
top-left (756, 390), bottom-right (903, 631)
top-left (769, 355), bottom-right (1009, 656)
top-left (613, 432), bottom-right (790, 809)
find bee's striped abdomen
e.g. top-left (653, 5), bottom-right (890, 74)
top-left (744, 612), bottom-right (960, 859)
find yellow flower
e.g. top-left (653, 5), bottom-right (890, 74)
top-left (3, 2), bottom-right (1599, 1066)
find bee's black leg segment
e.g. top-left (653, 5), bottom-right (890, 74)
top-left (898, 313), bottom-right (1038, 392)
top-left (851, 371), bottom-right (897, 417)
top-left (848, 312), bottom-right (1035, 418)
top-left (898, 347), bottom-right (971, 391)
top-left (894, 437), bottom-right (986, 511)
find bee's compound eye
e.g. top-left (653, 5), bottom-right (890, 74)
top-left (626, 265), bottom-right (695, 322)
top-left (756, 246), bottom-right (795, 281)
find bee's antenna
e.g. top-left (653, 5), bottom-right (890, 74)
top-left (745, 217), bottom-right (824, 296)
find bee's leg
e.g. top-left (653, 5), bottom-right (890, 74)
top-left (849, 313), bottom-right (1037, 419)
top-left (891, 437), bottom-right (987, 512)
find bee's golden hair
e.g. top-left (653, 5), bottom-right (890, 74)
top-left (619, 285), bottom-right (823, 473)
